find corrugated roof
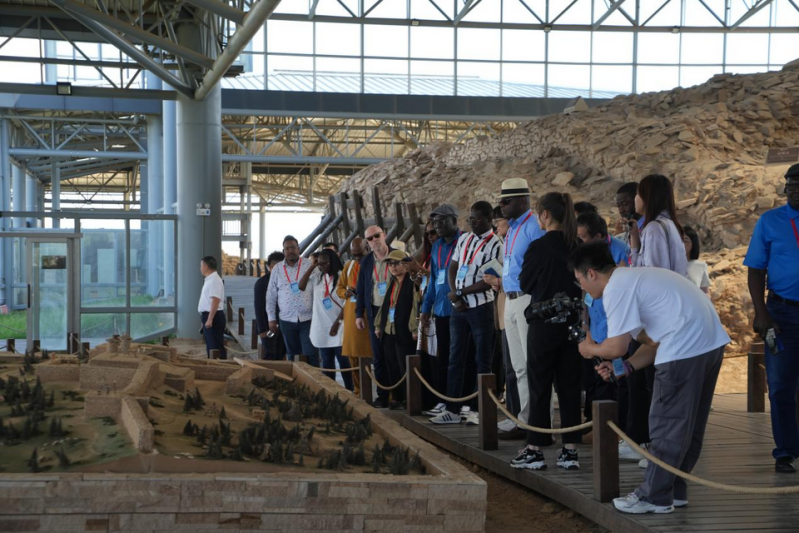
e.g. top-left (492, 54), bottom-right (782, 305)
top-left (223, 71), bottom-right (623, 99)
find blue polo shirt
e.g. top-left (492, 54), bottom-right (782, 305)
top-left (421, 231), bottom-right (462, 317)
top-left (501, 210), bottom-right (546, 293)
top-left (744, 203), bottom-right (799, 301)
top-left (608, 235), bottom-right (631, 266)
top-left (586, 295), bottom-right (608, 343)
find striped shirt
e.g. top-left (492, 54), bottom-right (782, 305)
top-left (452, 229), bottom-right (502, 308)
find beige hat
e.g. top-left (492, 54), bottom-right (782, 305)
top-left (386, 249), bottom-right (409, 262)
top-left (499, 178), bottom-right (531, 199)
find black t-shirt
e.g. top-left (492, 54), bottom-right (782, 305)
top-left (520, 231), bottom-right (581, 350)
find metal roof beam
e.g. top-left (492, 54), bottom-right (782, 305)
top-left (593, 0), bottom-right (626, 30)
top-left (184, 0), bottom-right (247, 24)
top-left (730, 0), bottom-right (775, 30)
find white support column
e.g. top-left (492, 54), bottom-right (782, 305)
top-left (245, 162), bottom-right (252, 275)
top-left (176, 83), bottom-right (222, 337)
top-left (12, 164), bottom-right (25, 228)
top-left (25, 172), bottom-right (37, 227)
top-left (163, 97), bottom-right (177, 302)
top-left (259, 204), bottom-right (266, 263)
top-left (146, 110), bottom-right (164, 298)
top-left (0, 118), bottom-right (10, 306)
top-left (51, 163), bottom-right (60, 228)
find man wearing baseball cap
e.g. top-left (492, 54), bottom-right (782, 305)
top-left (421, 204), bottom-right (463, 418)
top-left (744, 162), bottom-right (799, 473)
top-left (483, 178), bottom-right (545, 435)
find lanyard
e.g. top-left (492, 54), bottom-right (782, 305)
top-left (437, 240), bottom-right (456, 269)
top-left (792, 219), bottom-right (799, 249)
top-left (373, 261), bottom-right (389, 283)
top-left (462, 233), bottom-right (495, 266)
top-left (283, 259), bottom-right (301, 283)
top-left (323, 274), bottom-right (331, 297)
top-left (389, 278), bottom-right (402, 309)
top-left (348, 260), bottom-right (360, 282)
top-left (423, 254), bottom-right (431, 269)
top-left (505, 212), bottom-right (533, 257)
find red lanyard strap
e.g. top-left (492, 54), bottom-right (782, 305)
top-left (373, 261), bottom-right (389, 282)
top-left (791, 219), bottom-right (799, 249)
top-left (323, 274), bottom-right (331, 297)
top-left (389, 279), bottom-right (402, 308)
top-left (437, 241), bottom-right (455, 268)
top-left (506, 212), bottom-right (533, 257)
top-left (466, 233), bottom-right (494, 265)
top-left (283, 259), bottom-right (301, 283)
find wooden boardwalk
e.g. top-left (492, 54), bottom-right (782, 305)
top-left (399, 393), bottom-right (799, 533)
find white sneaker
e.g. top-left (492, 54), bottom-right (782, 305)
top-left (464, 412), bottom-right (479, 426)
top-left (613, 493), bottom-right (674, 514)
top-left (639, 458), bottom-right (648, 469)
top-left (423, 403), bottom-right (447, 417)
top-left (619, 440), bottom-right (647, 461)
top-left (459, 406), bottom-right (471, 419)
top-left (430, 410), bottom-right (462, 425)
top-left (498, 419), bottom-right (516, 432)
top-left (674, 499), bottom-right (688, 507)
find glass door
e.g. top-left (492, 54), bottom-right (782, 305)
top-left (27, 239), bottom-right (76, 352)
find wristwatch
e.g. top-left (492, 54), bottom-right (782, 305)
top-left (456, 290), bottom-right (463, 298)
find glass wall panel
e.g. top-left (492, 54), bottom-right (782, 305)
top-left (548, 31), bottom-right (591, 63)
top-left (130, 220), bottom-right (172, 307)
top-left (592, 32), bottom-right (633, 64)
top-left (81, 313), bottom-right (126, 343)
top-left (638, 33), bottom-right (680, 65)
top-left (131, 312), bottom-right (175, 340)
top-left (365, 25), bottom-right (408, 58)
top-left (316, 23), bottom-right (361, 56)
top-left (365, 59), bottom-right (409, 94)
top-left (267, 21), bottom-right (313, 54)
top-left (410, 27), bottom-right (454, 59)
top-left (680, 34), bottom-right (724, 64)
top-left (457, 29), bottom-right (501, 60)
top-left (458, 62), bottom-right (500, 96)
top-left (411, 61), bottom-right (454, 95)
top-left (411, 0), bottom-right (451, 20)
top-left (726, 34), bottom-right (770, 65)
top-left (637, 65), bottom-right (680, 93)
top-left (502, 30), bottom-right (546, 62)
top-left (548, 64), bottom-right (591, 96)
top-left (680, 65), bottom-right (724, 88)
top-left (81, 225), bottom-right (126, 307)
top-left (592, 65), bottom-right (633, 94)
top-left (267, 55), bottom-right (314, 91)
top-left (502, 64), bottom-right (546, 97)
top-left (770, 35), bottom-right (799, 64)
top-left (461, 0), bottom-right (501, 23)
top-left (774, 0), bottom-right (799, 27)
top-left (549, 0), bottom-right (592, 24)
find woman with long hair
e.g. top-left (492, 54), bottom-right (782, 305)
top-left (511, 192), bottom-right (583, 472)
top-left (299, 248), bottom-right (353, 391)
top-left (630, 174), bottom-right (688, 275)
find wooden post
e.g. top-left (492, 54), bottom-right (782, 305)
top-left (67, 333), bottom-right (72, 353)
top-left (352, 190), bottom-right (365, 237)
top-left (360, 357), bottom-right (373, 405)
top-left (251, 319), bottom-right (258, 351)
top-left (210, 349), bottom-right (220, 360)
top-left (71, 333), bottom-right (80, 354)
top-left (408, 203), bottom-right (424, 250)
top-left (7, 339), bottom-right (15, 353)
top-left (748, 342), bottom-right (766, 413)
top-left (238, 307), bottom-right (245, 335)
top-left (371, 187), bottom-right (383, 230)
top-left (226, 296), bottom-right (233, 322)
top-left (81, 342), bottom-right (90, 358)
top-left (161, 336), bottom-right (170, 346)
top-left (32, 340), bottom-right (40, 353)
top-left (592, 400), bottom-right (620, 503)
top-left (406, 355), bottom-right (422, 417)
top-left (478, 373), bottom-right (498, 451)
top-left (296, 354), bottom-right (307, 364)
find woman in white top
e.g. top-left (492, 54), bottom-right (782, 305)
top-left (629, 174), bottom-right (688, 276)
top-left (299, 249), bottom-right (353, 391)
top-left (683, 226), bottom-right (711, 295)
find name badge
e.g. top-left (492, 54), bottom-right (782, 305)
top-left (584, 293), bottom-right (594, 307)
top-left (322, 297), bottom-right (333, 310)
top-left (502, 261), bottom-right (510, 277)
top-left (456, 265), bottom-right (469, 282)
top-left (420, 276), bottom-right (428, 292)
top-left (290, 282), bottom-right (300, 294)
top-left (388, 308), bottom-right (396, 323)
top-left (350, 296), bottom-right (357, 303)
top-left (378, 282), bottom-right (387, 296)
top-left (436, 271), bottom-right (446, 285)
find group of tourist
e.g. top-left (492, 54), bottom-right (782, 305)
top-left (197, 163), bottom-right (799, 517)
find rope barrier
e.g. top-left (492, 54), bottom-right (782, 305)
top-left (488, 389), bottom-right (594, 434)
top-left (606, 421), bottom-right (799, 495)
top-left (323, 366), bottom-right (359, 373)
top-left (759, 364), bottom-right (766, 371)
top-left (225, 346), bottom-right (259, 356)
top-left (364, 366), bottom-right (407, 391)
top-left (413, 368), bottom-right (478, 403)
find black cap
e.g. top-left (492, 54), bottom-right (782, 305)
top-left (786, 163), bottom-right (799, 180)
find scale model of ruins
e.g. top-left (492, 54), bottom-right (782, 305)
top-left (0, 336), bottom-right (423, 475)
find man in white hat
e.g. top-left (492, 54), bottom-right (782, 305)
top-left (484, 178), bottom-right (545, 437)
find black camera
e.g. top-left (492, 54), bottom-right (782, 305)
top-left (525, 292), bottom-right (586, 343)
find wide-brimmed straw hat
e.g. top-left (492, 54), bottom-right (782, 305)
top-left (499, 178), bottom-right (532, 199)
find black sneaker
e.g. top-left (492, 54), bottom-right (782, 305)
top-left (370, 398), bottom-right (389, 409)
top-left (510, 447), bottom-right (546, 470)
top-left (556, 448), bottom-right (580, 470)
top-left (389, 400), bottom-right (406, 411)
top-left (776, 457), bottom-right (796, 474)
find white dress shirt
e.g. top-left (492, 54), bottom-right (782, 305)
top-left (266, 259), bottom-right (314, 323)
top-left (198, 271), bottom-right (224, 313)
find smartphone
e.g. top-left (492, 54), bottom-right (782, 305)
top-left (612, 358), bottom-right (627, 378)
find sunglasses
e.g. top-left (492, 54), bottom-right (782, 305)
top-left (365, 232), bottom-right (383, 241)
top-left (499, 198), bottom-right (515, 206)
top-left (387, 261), bottom-right (403, 267)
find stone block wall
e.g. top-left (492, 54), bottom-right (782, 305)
top-left (80, 366), bottom-right (137, 392)
top-left (36, 363), bottom-right (80, 384)
top-left (120, 397), bottom-right (154, 453)
top-left (225, 367), bottom-right (252, 395)
top-left (121, 361), bottom-right (162, 396)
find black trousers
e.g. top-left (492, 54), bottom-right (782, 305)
top-left (526, 334), bottom-right (583, 447)
top-left (625, 339), bottom-right (654, 444)
top-left (261, 328), bottom-right (287, 360)
top-left (582, 357), bottom-right (618, 422)
top-left (382, 333), bottom-right (413, 403)
top-left (201, 311), bottom-right (227, 360)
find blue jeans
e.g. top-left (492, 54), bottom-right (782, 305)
top-left (448, 303), bottom-right (495, 412)
top-left (320, 346), bottom-right (353, 391)
top-left (765, 297), bottom-right (799, 460)
top-left (279, 319), bottom-right (319, 367)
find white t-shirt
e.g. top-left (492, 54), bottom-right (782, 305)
top-left (198, 271), bottom-right (224, 313)
top-left (307, 270), bottom-right (344, 349)
top-left (603, 267), bottom-right (729, 364)
top-left (687, 260), bottom-right (711, 290)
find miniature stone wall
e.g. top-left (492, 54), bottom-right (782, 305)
top-left (177, 363), bottom-right (240, 381)
top-left (120, 397), bottom-right (154, 453)
top-left (79, 366), bottom-right (137, 392)
top-left (225, 367), bottom-right (252, 395)
top-left (121, 361), bottom-right (163, 396)
top-left (162, 364), bottom-right (195, 392)
top-left (36, 363), bottom-right (80, 384)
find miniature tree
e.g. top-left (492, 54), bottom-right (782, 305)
top-left (182, 420), bottom-right (195, 436)
top-left (47, 390), bottom-right (55, 408)
top-left (182, 395), bottom-right (192, 413)
top-left (230, 446), bottom-right (244, 461)
top-left (27, 448), bottom-right (39, 473)
top-left (56, 447), bottom-right (70, 468)
top-left (194, 387), bottom-right (205, 407)
top-left (219, 406), bottom-right (227, 420)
